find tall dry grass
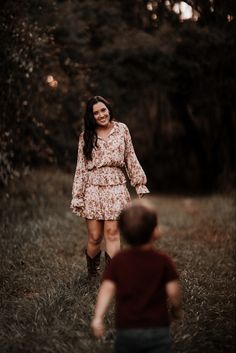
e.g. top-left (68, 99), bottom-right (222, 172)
top-left (0, 168), bottom-right (235, 353)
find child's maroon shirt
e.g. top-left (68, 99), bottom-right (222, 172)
top-left (103, 248), bottom-right (179, 329)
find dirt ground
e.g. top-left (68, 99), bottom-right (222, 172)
top-left (0, 169), bottom-right (235, 353)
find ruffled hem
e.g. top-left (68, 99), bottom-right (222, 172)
top-left (71, 207), bottom-right (84, 217)
top-left (135, 185), bottom-right (150, 195)
top-left (71, 184), bottom-right (131, 220)
top-left (70, 197), bottom-right (84, 214)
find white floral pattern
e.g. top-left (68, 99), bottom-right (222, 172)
top-left (71, 121), bottom-right (149, 220)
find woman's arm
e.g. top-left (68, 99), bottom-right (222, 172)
top-left (70, 133), bottom-right (87, 211)
top-left (91, 280), bottom-right (116, 337)
top-left (123, 124), bottom-right (150, 196)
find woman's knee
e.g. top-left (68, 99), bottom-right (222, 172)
top-left (104, 227), bottom-right (119, 242)
top-left (88, 232), bottom-right (103, 246)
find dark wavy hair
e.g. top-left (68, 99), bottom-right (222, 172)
top-left (83, 96), bottom-right (113, 160)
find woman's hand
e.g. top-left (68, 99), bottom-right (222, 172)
top-left (91, 317), bottom-right (105, 338)
top-left (71, 197), bottom-right (84, 211)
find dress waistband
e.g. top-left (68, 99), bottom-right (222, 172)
top-left (87, 166), bottom-right (126, 186)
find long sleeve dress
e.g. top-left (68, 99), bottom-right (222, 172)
top-left (71, 121), bottom-right (149, 220)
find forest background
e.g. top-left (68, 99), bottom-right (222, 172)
top-left (1, 0), bottom-right (236, 193)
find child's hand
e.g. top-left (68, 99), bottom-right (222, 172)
top-left (91, 280), bottom-right (116, 338)
top-left (91, 317), bottom-right (105, 338)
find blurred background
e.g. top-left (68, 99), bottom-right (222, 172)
top-left (1, 0), bottom-right (236, 193)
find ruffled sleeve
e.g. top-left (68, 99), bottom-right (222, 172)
top-left (123, 124), bottom-right (150, 196)
top-left (70, 133), bottom-right (87, 212)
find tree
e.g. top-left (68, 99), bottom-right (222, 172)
top-left (1, 0), bottom-right (235, 190)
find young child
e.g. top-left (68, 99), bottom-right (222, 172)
top-left (91, 200), bottom-right (182, 353)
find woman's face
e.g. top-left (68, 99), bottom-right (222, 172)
top-left (93, 102), bottom-right (110, 127)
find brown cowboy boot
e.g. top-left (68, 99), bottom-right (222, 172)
top-left (85, 250), bottom-right (101, 278)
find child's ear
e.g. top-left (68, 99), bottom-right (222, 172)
top-left (152, 226), bottom-right (160, 240)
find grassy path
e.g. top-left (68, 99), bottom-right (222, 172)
top-left (0, 169), bottom-right (235, 353)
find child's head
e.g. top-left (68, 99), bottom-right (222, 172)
top-left (118, 200), bottom-right (158, 246)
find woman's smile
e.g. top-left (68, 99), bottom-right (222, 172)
top-left (93, 102), bottom-right (110, 127)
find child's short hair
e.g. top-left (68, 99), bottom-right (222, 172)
top-left (118, 200), bottom-right (158, 246)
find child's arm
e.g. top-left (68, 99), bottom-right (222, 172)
top-left (91, 280), bottom-right (116, 337)
top-left (166, 280), bottom-right (182, 320)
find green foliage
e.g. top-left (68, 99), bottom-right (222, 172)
top-left (0, 0), bottom-right (58, 184)
top-left (1, 0), bottom-right (235, 190)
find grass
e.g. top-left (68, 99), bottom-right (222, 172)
top-left (0, 168), bottom-right (235, 353)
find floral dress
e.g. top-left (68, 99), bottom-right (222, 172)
top-left (70, 121), bottom-right (149, 220)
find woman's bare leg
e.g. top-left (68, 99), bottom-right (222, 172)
top-left (104, 220), bottom-right (120, 258)
top-left (86, 219), bottom-right (104, 258)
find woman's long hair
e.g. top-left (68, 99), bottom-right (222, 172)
top-left (83, 96), bottom-right (113, 160)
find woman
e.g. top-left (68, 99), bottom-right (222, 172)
top-left (71, 96), bottom-right (149, 278)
